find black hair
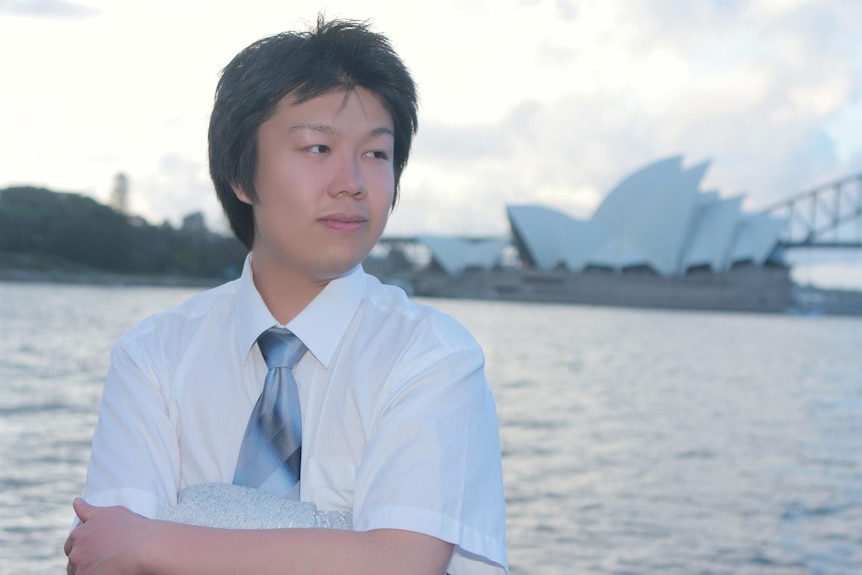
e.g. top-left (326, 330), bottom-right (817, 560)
top-left (208, 16), bottom-right (419, 250)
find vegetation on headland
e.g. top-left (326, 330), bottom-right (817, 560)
top-left (0, 186), bottom-right (246, 285)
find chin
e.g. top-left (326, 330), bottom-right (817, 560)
top-left (315, 256), bottom-right (365, 280)
top-left (322, 244), bottom-right (373, 272)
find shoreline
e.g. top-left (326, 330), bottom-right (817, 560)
top-left (3, 267), bottom-right (860, 316)
top-left (0, 268), bottom-right (228, 289)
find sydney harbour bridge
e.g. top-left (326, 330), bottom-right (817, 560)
top-left (764, 173), bottom-right (862, 250)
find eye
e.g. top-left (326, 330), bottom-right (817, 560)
top-left (308, 144), bottom-right (330, 154)
top-left (364, 150), bottom-right (389, 160)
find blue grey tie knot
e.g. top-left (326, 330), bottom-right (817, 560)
top-left (258, 327), bottom-right (306, 370)
top-left (233, 327), bottom-right (307, 498)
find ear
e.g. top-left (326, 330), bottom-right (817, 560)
top-left (232, 183), bottom-right (253, 205)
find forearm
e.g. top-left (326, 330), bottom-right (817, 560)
top-left (142, 522), bottom-right (453, 575)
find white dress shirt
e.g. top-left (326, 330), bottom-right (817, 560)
top-left (81, 256), bottom-right (508, 574)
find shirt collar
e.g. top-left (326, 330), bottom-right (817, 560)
top-left (235, 255), bottom-right (366, 369)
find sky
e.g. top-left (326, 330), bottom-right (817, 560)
top-left (1, 0), bottom-right (860, 289)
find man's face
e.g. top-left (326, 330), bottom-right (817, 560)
top-left (235, 87), bottom-right (395, 283)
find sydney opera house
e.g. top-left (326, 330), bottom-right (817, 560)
top-left (370, 156), bottom-right (796, 313)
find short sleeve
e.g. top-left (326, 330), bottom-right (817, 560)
top-left (81, 332), bottom-right (181, 518)
top-left (352, 340), bottom-right (508, 575)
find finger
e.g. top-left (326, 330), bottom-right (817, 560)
top-left (72, 497), bottom-right (96, 522)
top-left (65, 530), bottom-right (76, 574)
top-left (64, 531), bottom-right (73, 557)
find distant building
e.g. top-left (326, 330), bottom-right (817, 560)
top-left (417, 236), bottom-right (510, 276)
top-left (182, 211), bottom-right (207, 233)
top-left (379, 157), bottom-right (797, 313)
top-left (507, 156), bottom-right (788, 277)
top-left (109, 172), bottom-right (129, 214)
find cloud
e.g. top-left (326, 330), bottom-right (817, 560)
top-left (408, 0), bottom-right (862, 222)
top-left (413, 121), bottom-right (513, 163)
top-left (0, 0), bottom-right (859, 286)
top-left (129, 152), bottom-right (226, 233)
top-left (554, 0), bottom-right (578, 21)
top-left (0, 0), bottom-right (97, 19)
top-left (788, 249), bottom-right (862, 290)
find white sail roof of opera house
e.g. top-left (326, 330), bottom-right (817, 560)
top-left (507, 156), bottom-right (789, 277)
top-left (417, 235), bottom-right (510, 276)
top-left (505, 205), bottom-right (613, 271)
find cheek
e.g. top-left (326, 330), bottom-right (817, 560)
top-left (254, 143), bottom-right (306, 200)
top-left (371, 189), bottom-right (395, 220)
top-left (368, 169), bottom-right (395, 203)
top-left (254, 166), bottom-right (311, 218)
top-left (253, 159), bottom-right (285, 202)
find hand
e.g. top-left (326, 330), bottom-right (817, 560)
top-left (64, 498), bottom-right (153, 575)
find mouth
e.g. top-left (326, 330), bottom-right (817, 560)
top-left (319, 213), bottom-right (368, 232)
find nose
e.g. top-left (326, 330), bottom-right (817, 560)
top-left (329, 153), bottom-right (366, 198)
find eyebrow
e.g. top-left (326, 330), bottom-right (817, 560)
top-left (288, 122), bottom-right (336, 136)
top-left (287, 123), bottom-right (394, 138)
top-left (368, 126), bottom-right (395, 138)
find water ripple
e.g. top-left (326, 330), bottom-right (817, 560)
top-left (2, 286), bottom-right (862, 574)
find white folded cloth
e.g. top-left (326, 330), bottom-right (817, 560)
top-left (157, 483), bottom-right (353, 530)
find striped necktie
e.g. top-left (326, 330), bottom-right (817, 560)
top-left (233, 327), bottom-right (307, 499)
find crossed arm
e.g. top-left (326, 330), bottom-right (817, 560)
top-left (64, 498), bottom-right (454, 575)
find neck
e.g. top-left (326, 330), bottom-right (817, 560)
top-left (249, 253), bottom-right (330, 325)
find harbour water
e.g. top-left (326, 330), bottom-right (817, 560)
top-left (1, 281), bottom-right (860, 574)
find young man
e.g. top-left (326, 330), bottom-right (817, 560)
top-left (64, 17), bottom-right (507, 575)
